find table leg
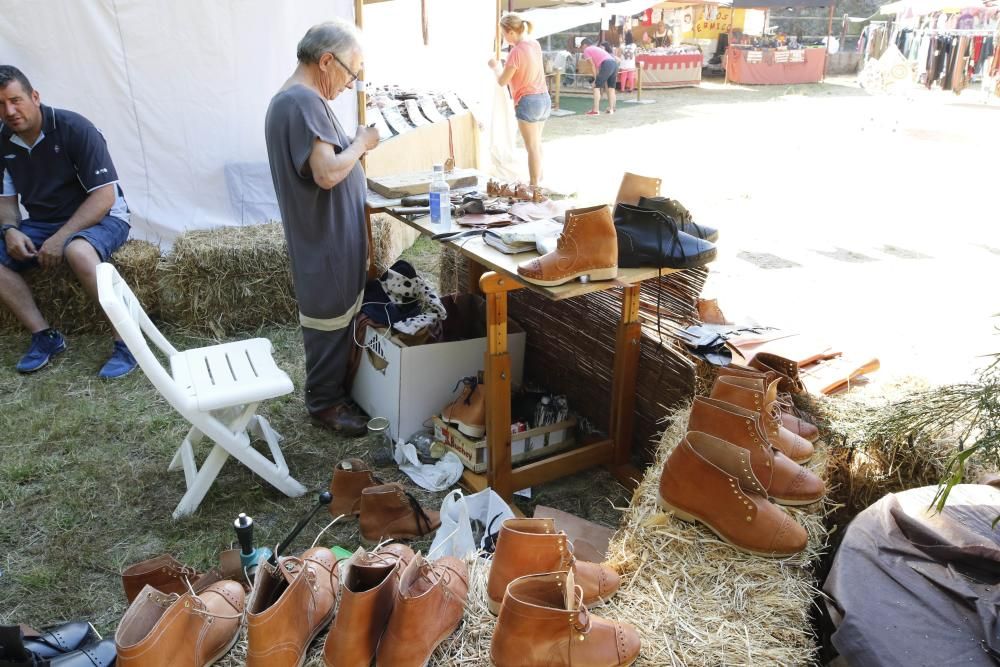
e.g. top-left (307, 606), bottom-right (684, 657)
top-left (481, 271), bottom-right (513, 500)
top-left (609, 284), bottom-right (642, 489)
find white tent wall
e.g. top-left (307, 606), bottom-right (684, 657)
top-left (1, 0), bottom-right (357, 245)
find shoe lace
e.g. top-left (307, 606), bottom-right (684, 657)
top-left (404, 491), bottom-right (435, 535)
top-left (181, 579), bottom-right (245, 622)
top-left (570, 585), bottom-right (592, 635)
top-left (452, 375), bottom-right (479, 405)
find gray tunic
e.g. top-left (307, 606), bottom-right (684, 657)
top-left (265, 84), bottom-right (368, 412)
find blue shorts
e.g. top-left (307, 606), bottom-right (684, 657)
top-left (515, 93), bottom-right (551, 123)
top-left (594, 59), bottom-right (619, 90)
top-left (0, 215), bottom-right (130, 272)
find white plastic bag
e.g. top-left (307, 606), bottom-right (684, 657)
top-left (393, 440), bottom-right (464, 492)
top-left (428, 488), bottom-right (516, 560)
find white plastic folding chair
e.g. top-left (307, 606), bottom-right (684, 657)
top-left (96, 262), bottom-right (306, 518)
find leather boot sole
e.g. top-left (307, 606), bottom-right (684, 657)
top-left (656, 494), bottom-right (801, 558)
top-left (518, 266), bottom-right (618, 287)
top-left (443, 418), bottom-right (485, 438)
top-left (769, 492), bottom-right (823, 507)
top-left (490, 657), bottom-right (637, 667)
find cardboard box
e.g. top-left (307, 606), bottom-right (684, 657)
top-left (434, 416), bottom-right (577, 473)
top-left (351, 322), bottom-right (525, 444)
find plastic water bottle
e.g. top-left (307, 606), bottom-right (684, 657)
top-left (429, 164), bottom-right (451, 230)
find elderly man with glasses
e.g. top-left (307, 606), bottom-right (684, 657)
top-left (265, 20), bottom-right (379, 436)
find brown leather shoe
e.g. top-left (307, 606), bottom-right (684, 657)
top-left (710, 375), bottom-right (815, 464)
top-left (716, 364), bottom-right (819, 443)
top-left (486, 517), bottom-right (619, 615)
top-left (115, 581), bottom-right (245, 667)
top-left (121, 555), bottom-right (202, 604)
top-left (376, 555), bottom-right (468, 667)
top-left (688, 396), bottom-right (824, 506)
top-left (614, 171), bottom-right (661, 206)
top-left (246, 547), bottom-right (338, 667)
top-left (312, 403), bottom-right (368, 437)
top-left (359, 483), bottom-right (441, 545)
top-left (750, 352), bottom-right (806, 394)
top-left (517, 205), bottom-right (618, 286)
top-left (491, 570), bottom-right (640, 667)
top-left (658, 432), bottom-right (808, 557)
top-left (323, 544), bottom-right (415, 667)
top-left (441, 374), bottom-right (485, 438)
top-left (329, 459), bottom-right (382, 518)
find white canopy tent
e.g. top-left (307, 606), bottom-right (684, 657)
top-left (520, 0), bottom-right (667, 38)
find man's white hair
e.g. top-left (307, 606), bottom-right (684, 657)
top-left (296, 19), bottom-right (362, 64)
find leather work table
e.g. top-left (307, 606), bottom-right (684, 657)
top-left (365, 194), bottom-right (679, 501)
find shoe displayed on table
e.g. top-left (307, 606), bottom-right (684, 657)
top-left (637, 195), bottom-right (718, 242)
top-left (658, 431), bottom-right (808, 557)
top-left (15, 329), bottom-right (66, 373)
top-left (311, 402), bottom-right (368, 437)
top-left (517, 204), bottom-right (618, 287)
top-left (245, 547), bottom-right (338, 667)
top-left (322, 544), bottom-right (415, 667)
top-left (98, 340), bottom-right (137, 379)
top-left (491, 570), bottom-right (641, 667)
top-left (613, 203), bottom-right (717, 270)
top-left (614, 171), bottom-right (661, 206)
top-left (359, 483), bottom-right (441, 545)
top-left (375, 555), bottom-right (468, 667)
top-left (329, 458), bottom-right (383, 518)
top-left (441, 373), bottom-right (485, 438)
top-left (115, 581), bottom-right (244, 667)
top-left (486, 517), bottom-right (619, 615)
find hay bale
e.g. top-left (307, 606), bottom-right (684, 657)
top-left (0, 239), bottom-right (161, 334)
top-left (371, 212), bottom-right (422, 276)
top-left (158, 223), bottom-right (297, 336)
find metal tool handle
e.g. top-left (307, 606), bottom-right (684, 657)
top-left (268, 491), bottom-right (333, 566)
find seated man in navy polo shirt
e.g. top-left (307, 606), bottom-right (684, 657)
top-left (0, 66), bottom-right (136, 377)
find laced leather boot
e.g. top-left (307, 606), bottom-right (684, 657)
top-left (441, 373), bottom-right (486, 438)
top-left (613, 203), bottom-right (716, 270)
top-left (245, 547), bottom-right (338, 667)
top-left (710, 375), bottom-right (815, 464)
top-left (323, 544), bottom-right (415, 667)
top-left (517, 205), bottom-right (617, 287)
top-left (716, 364), bottom-right (819, 443)
top-left (115, 582), bottom-right (245, 667)
top-left (376, 555), bottom-right (469, 667)
top-left (359, 483), bottom-right (441, 545)
top-left (687, 396), bottom-right (824, 506)
top-left (490, 570), bottom-right (641, 667)
top-left (750, 352), bottom-right (806, 394)
top-left (614, 171), bottom-right (661, 206)
top-left (637, 195), bottom-right (718, 242)
top-left (486, 517), bottom-right (619, 615)
top-left (658, 432), bottom-right (808, 557)
top-left (329, 459), bottom-right (382, 518)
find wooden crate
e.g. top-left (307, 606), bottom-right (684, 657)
top-left (433, 416), bottom-right (576, 473)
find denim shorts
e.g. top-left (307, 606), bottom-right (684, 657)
top-left (515, 93), bottom-right (551, 123)
top-left (0, 215), bottom-right (131, 272)
top-left (594, 59), bottom-right (619, 90)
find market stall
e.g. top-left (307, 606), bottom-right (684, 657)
top-left (636, 48), bottom-right (705, 87)
top-left (725, 0), bottom-right (833, 84)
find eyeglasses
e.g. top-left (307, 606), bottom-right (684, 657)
top-left (329, 51), bottom-right (361, 85)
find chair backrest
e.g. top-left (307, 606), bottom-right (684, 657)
top-left (96, 263), bottom-right (191, 411)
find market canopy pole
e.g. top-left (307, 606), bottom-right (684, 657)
top-left (823, 3), bottom-right (834, 82)
top-left (496, 0), bottom-right (503, 60)
top-left (356, 0), bottom-right (366, 158)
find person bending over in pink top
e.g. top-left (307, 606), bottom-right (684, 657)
top-left (488, 12), bottom-right (550, 186)
top-left (581, 39), bottom-right (619, 115)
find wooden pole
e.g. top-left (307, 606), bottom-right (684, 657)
top-left (823, 4), bottom-right (834, 82)
top-left (495, 0), bottom-right (503, 61)
top-left (554, 69), bottom-right (562, 109)
top-left (355, 0), bottom-right (366, 167)
top-left (636, 63), bottom-right (643, 101)
top-left (725, 9), bottom-right (734, 84)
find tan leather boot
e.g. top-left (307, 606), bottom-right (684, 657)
top-left (517, 205), bottom-right (618, 286)
top-left (710, 376), bottom-right (815, 464)
top-left (376, 555), bottom-right (469, 667)
top-left (750, 352), bottom-right (806, 394)
top-left (441, 374), bottom-right (485, 438)
top-left (658, 432), bottom-right (808, 557)
top-left (323, 544), bottom-right (415, 667)
top-left (329, 459), bottom-right (381, 518)
top-left (491, 570), bottom-right (641, 667)
top-left (688, 396), bottom-right (824, 506)
top-left (716, 364), bottom-right (820, 443)
top-left (486, 517), bottom-right (619, 615)
top-left (615, 171), bottom-right (661, 206)
top-left (245, 547), bottom-right (338, 667)
top-left (359, 483), bottom-right (441, 545)
top-left (121, 554), bottom-right (201, 604)
top-left (115, 581), bottom-right (245, 667)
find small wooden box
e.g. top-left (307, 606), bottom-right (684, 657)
top-left (433, 416), bottom-right (576, 473)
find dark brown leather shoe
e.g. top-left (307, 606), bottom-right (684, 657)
top-left (312, 403), bottom-right (368, 437)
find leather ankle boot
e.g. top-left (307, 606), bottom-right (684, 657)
top-left (615, 171), bottom-right (661, 205)
top-left (486, 517), bottom-right (619, 615)
top-left (613, 203), bottom-right (717, 269)
top-left (375, 555), bottom-right (469, 667)
top-left (115, 582), bottom-right (245, 667)
top-left (490, 570), bottom-right (641, 667)
top-left (359, 483), bottom-right (441, 545)
top-left (710, 376), bottom-right (815, 464)
top-left (246, 547), bottom-right (338, 667)
top-left (658, 432), bottom-right (808, 557)
top-left (637, 195), bottom-right (718, 242)
top-left (687, 396), bottom-right (824, 506)
top-left (441, 373), bottom-right (485, 438)
top-left (323, 544), bottom-right (415, 667)
top-left (329, 459), bottom-right (381, 518)
top-left (121, 554), bottom-right (201, 603)
top-left (517, 205), bottom-right (618, 286)
top-left (750, 353), bottom-right (806, 394)
top-left (716, 364), bottom-right (819, 443)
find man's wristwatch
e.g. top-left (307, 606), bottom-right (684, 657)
top-left (0, 224), bottom-right (18, 240)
